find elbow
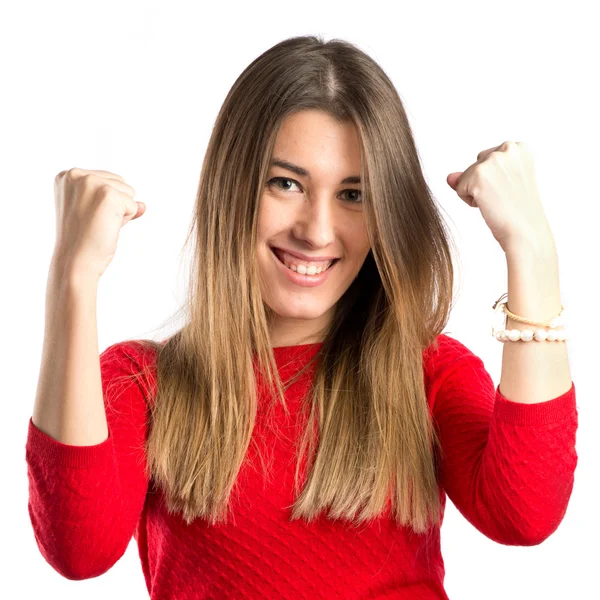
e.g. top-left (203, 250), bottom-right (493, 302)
top-left (476, 476), bottom-right (576, 547)
top-left (497, 528), bottom-right (550, 547)
top-left (513, 484), bottom-right (576, 546)
top-left (29, 508), bottom-right (129, 580)
top-left (39, 541), bottom-right (128, 581)
top-left (479, 522), bottom-right (555, 547)
top-left (508, 513), bottom-right (570, 547)
top-left (485, 509), bottom-right (570, 547)
top-left (56, 558), bottom-right (122, 581)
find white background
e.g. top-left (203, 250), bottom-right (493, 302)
top-left (3, 0), bottom-right (598, 598)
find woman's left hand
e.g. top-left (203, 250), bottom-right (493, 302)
top-left (446, 141), bottom-right (554, 254)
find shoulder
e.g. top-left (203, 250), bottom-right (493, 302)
top-left (100, 339), bottom-right (157, 373)
top-left (422, 332), bottom-right (484, 385)
top-left (100, 339), bottom-right (162, 405)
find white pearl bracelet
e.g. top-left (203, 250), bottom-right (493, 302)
top-left (491, 292), bottom-right (568, 343)
top-left (494, 328), bottom-right (568, 342)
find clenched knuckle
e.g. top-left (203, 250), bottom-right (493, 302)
top-left (98, 183), bottom-right (114, 198)
top-left (67, 167), bottom-right (84, 180)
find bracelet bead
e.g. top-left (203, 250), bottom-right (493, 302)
top-left (494, 328), bottom-right (568, 342)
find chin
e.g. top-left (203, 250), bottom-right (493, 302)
top-left (268, 298), bottom-right (332, 320)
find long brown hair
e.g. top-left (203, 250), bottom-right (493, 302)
top-left (120, 34), bottom-right (459, 535)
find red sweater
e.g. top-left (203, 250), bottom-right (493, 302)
top-left (25, 334), bottom-right (578, 599)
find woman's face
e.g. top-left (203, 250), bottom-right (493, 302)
top-left (257, 109), bottom-right (371, 348)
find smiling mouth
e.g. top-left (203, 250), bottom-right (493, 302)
top-left (270, 247), bottom-right (340, 272)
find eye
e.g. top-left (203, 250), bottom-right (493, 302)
top-left (267, 177), bottom-right (301, 193)
top-left (342, 189), bottom-right (363, 204)
top-left (267, 177), bottom-right (363, 204)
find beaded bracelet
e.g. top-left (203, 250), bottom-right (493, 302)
top-left (491, 292), bottom-right (568, 343)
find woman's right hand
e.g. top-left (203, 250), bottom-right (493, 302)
top-left (51, 168), bottom-right (146, 280)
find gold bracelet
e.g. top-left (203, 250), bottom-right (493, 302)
top-left (491, 292), bottom-right (567, 342)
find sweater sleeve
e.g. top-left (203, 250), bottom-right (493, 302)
top-left (428, 334), bottom-right (578, 546)
top-left (25, 341), bottom-right (152, 580)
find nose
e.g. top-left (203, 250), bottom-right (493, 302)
top-left (291, 193), bottom-right (337, 249)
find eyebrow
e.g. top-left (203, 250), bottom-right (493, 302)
top-left (270, 158), bottom-right (361, 184)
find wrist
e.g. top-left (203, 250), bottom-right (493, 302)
top-left (504, 231), bottom-right (557, 262)
top-left (48, 256), bottom-right (100, 291)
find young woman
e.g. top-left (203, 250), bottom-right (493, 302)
top-left (27, 35), bottom-right (577, 599)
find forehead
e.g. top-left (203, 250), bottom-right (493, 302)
top-left (272, 110), bottom-right (362, 179)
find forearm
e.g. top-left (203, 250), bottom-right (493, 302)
top-left (499, 235), bottom-right (573, 404)
top-left (32, 258), bottom-right (108, 445)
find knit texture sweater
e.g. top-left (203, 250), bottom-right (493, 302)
top-left (25, 334), bottom-right (578, 599)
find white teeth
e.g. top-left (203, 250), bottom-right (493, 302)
top-left (274, 248), bottom-right (334, 275)
top-left (291, 263), bottom-right (329, 275)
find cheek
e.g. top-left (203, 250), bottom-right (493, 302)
top-left (257, 201), bottom-right (288, 239)
top-left (355, 225), bottom-right (371, 257)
